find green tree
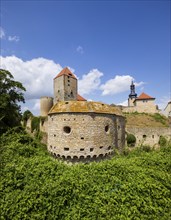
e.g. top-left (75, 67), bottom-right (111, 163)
top-left (0, 69), bottom-right (26, 134)
top-left (22, 110), bottom-right (33, 127)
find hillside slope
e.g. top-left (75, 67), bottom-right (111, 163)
top-left (124, 112), bottom-right (170, 127)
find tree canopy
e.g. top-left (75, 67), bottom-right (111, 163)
top-left (0, 69), bottom-right (26, 134)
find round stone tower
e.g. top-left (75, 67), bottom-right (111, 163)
top-left (47, 101), bottom-right (125, 162)
top-left (40, 96), bottom-right (53, 117)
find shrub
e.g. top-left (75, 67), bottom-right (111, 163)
top-left (31, 117), bottom-right (40, 133)
top-left (140, 145), bottom-right (151, 152)
top-left (126, 133), bottom-right (136, 147)
top-left (159, 135), bottom-right (167, 147)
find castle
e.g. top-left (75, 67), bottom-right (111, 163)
top-left (40, 67), bottom-right (125, 161)
top-left (123, 81), bottom-right (159, 114)
top-left (37, 67), bottom-right (170, 161)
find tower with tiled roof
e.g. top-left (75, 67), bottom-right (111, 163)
top-left (54, 67), bottom-right (78, 104)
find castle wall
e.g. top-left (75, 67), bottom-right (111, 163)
top-left (126, 126), bottom-right (171, 147)
top-left (40, 117), bottom-right (48, 133)
top-left (123, 105), bottom-right (159, 114)
top-left (48, 112), bottom-right (125, 160)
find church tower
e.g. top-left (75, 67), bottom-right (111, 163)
top-left (53, 67), bottom-right (77, 104)
top-left (128, 81), bottom-right (137, 107)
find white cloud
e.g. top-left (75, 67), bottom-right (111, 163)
top-left (100, 75), bottom-right (144, 96)
top-left (0, 56), bottom-right (62, 100)
top-left (0, 27), bottom-right (5, 39)
top-left (8, 35), bottom-right (20, 42)
top-left (76, 46), bottom-right (84, 54)
top-left (157, 96), bottom-right (170, 111)
top-left (78, 69), bottom-right (103, 95)
top-left (20, 99), bottom-right (40, 116)
top-left (117, 100), bottom-right (128, 106)
top-left (32, 99), bottom-right (40, 111)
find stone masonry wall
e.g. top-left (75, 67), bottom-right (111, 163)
top-left (123, 105), bottom-right (159, 114)
top-left (48, 112), bottom-right (125, 160)
top-left (126, 126), bottom-right (171, 147)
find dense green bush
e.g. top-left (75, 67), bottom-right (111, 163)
top-left (159, 135), bottom-right (167, 147)
top-left (31, 116), bottom-right (40, 133)
top-left (22, 110), bottom-right (33, 127)
top-left (126, 133), bottom-right (136, 147)
top-left (1, 130), bottom-right (171, 219)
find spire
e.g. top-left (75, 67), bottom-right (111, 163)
top-left (129, 81), bottom-right (137, 98)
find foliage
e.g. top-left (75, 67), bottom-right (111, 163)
top-left (31, 116), bottom-right (40, 133)
top-left (0, 69), bottom-right (26, 134)
top-left (126, 133), bottom-right (136, 147)
top-left (139, 145), bottom-right (152, 152)
top-left (159, 135), bottom-right (167, 147)
top-left (22, 110), bottom-right (33, 127)
top-left (1, 131), bottom-right (171, 219)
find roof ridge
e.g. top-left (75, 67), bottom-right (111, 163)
top-left (136, 92), bottom-right (155, 100)
top-left (54, 67), bottom-right (77, 79)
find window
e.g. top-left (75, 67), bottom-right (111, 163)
top-left (81, 137), bottom-right (84, 140)
top-left (64, 147), bottom-right (69, 151)
top-left (63, 126), bottom-right (71, 134)
top-left (100, 146), bottom-right (103, 149)
top-left (90, 148), bottom-right (94, 152)
top-left (105, 125), bottom-right (109, 133)
top-left (80, 148), bottom-right (84, 151)
top-left (143, 135), bottom-right (146, 138)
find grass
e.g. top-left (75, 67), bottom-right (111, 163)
top-left (124, 112), bottom-right (169, 127)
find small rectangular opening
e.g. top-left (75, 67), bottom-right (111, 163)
top-left (64, 147), bottom-right (69, 151)
top-left (90, 148), bottom-right (94, 152)
top-left (80, 148), bottom-right (84, 151)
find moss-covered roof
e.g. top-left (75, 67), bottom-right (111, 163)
top-left (49, 101), bottom-right (123, 116)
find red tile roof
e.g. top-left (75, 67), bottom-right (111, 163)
top-left (77, 94), bottom-right (87, 101)
top-left (136, 92), bottom-right (155, 100)
top-left (54, 67), bottom-right (77, 79)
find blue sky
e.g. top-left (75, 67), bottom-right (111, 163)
top-left (0, 0), bottom-right (170, 115)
